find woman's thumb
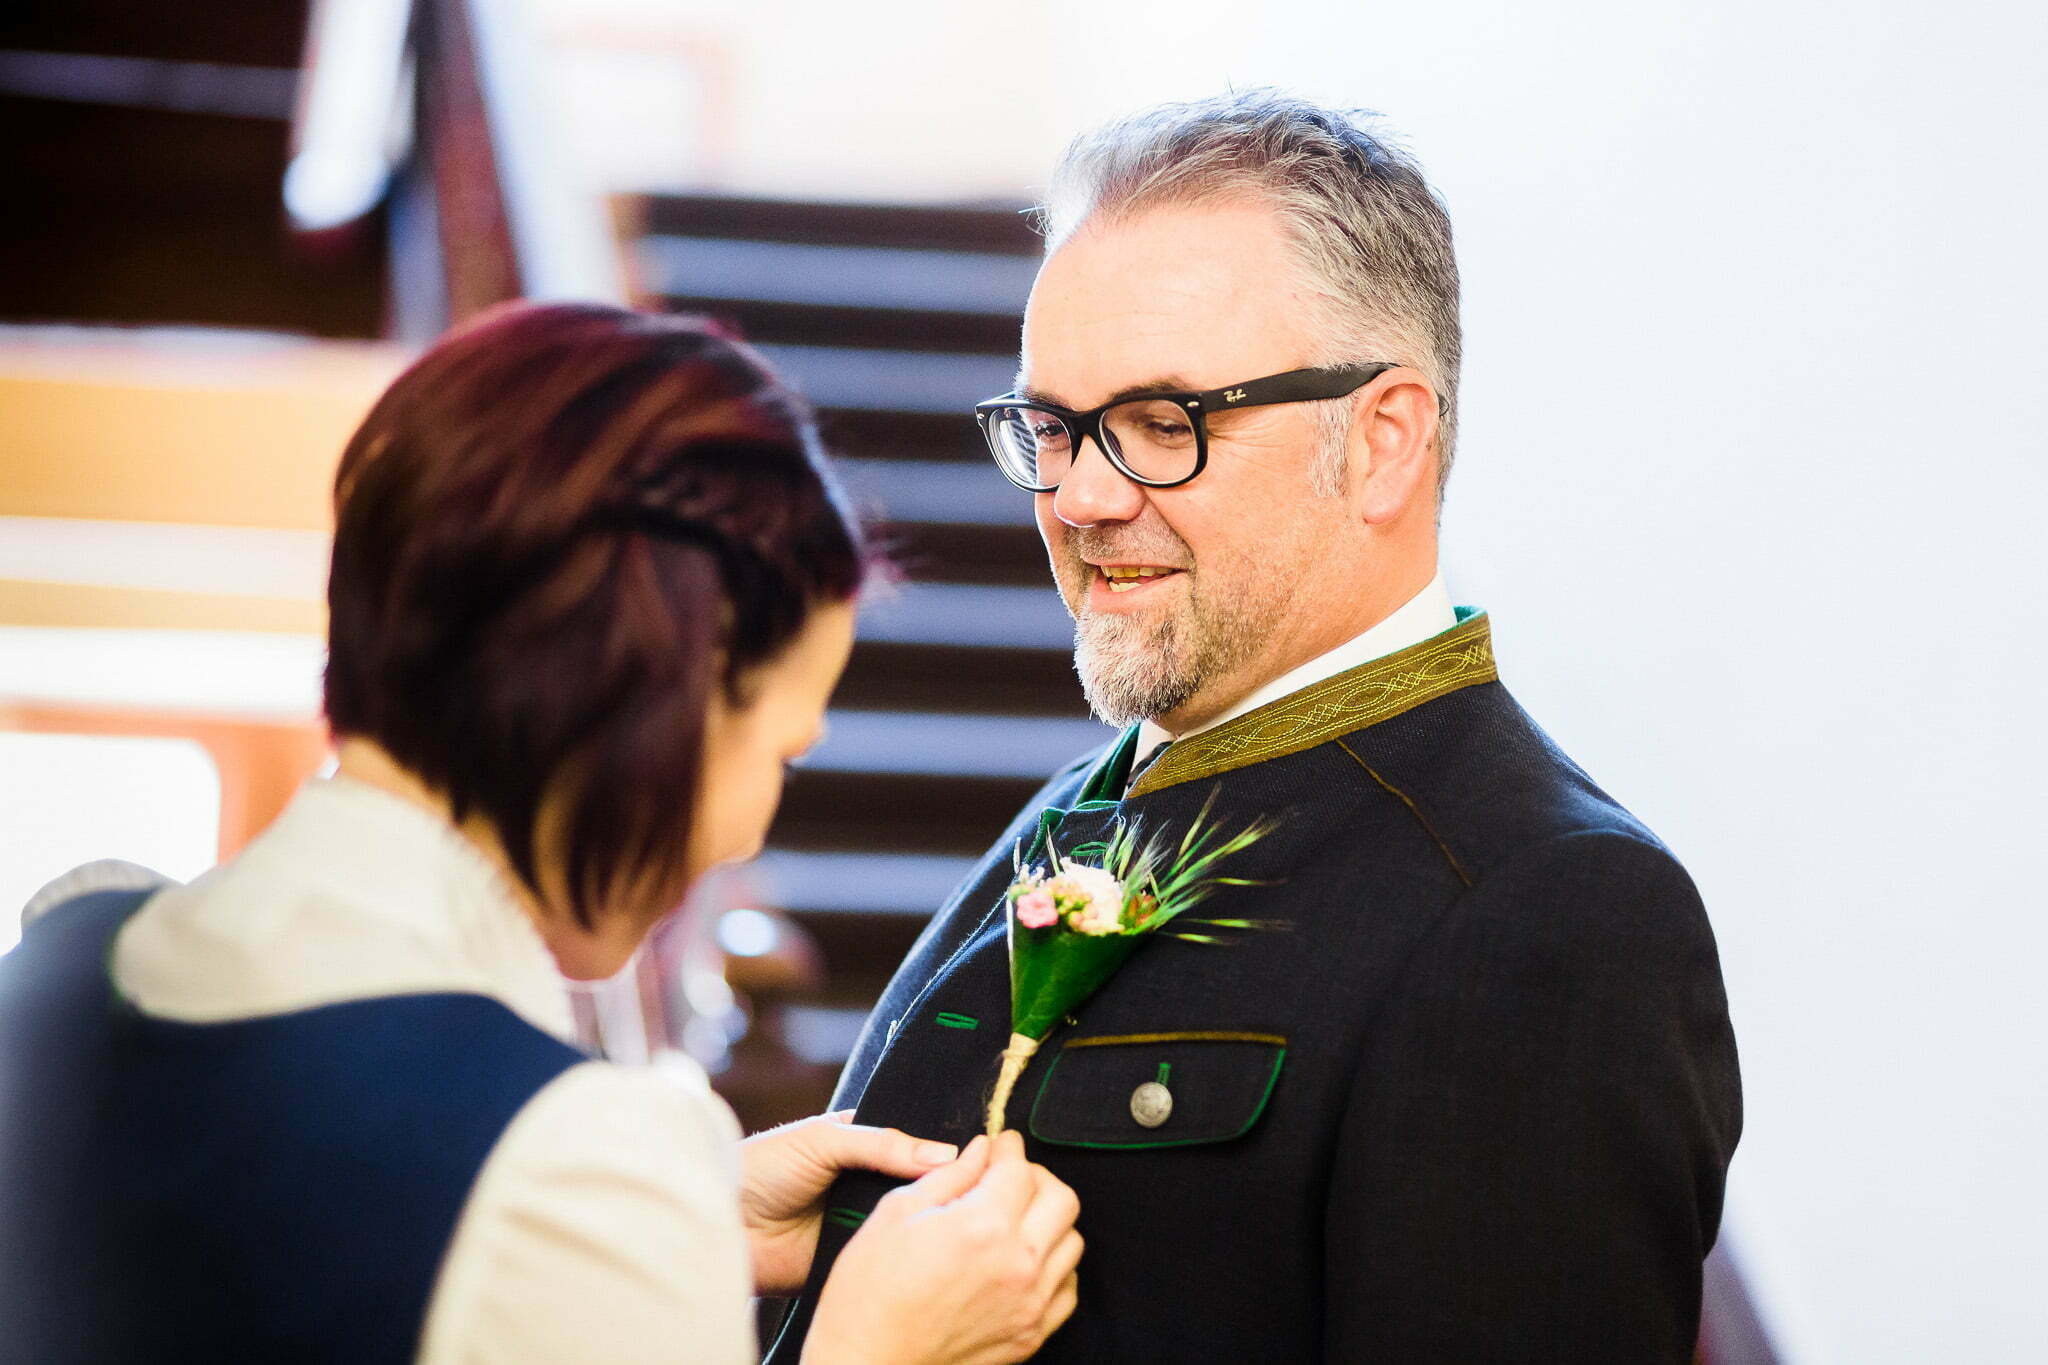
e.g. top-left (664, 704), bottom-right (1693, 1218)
top-left (815, 1122), bottom-right (959, 1181)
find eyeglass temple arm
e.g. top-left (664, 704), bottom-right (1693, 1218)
top-left (1186, 363), bottom-right (1398, 413)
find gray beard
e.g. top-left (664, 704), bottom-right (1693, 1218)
top-left (1054, 520), bottom-right (1286, 728)
top-left (1054, 453), bottom-right (1348, 727)
top-left (1071, 574), bottom-right (1265, 728)
top-left (1074, 609), bottom-right (1199, 727)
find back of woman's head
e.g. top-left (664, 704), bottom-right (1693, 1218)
top-left (324, 301), bottom-right (866, 927)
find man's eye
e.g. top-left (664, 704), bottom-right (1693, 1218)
top-left (1143, 417), bottom-right (1194, 444)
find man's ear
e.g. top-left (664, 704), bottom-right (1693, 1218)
top-left (1347, 370), bottom-right (1440, 525)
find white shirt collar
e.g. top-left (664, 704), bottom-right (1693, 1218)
top-left (112, 774), bottom-right (578, 1043)
top-left (1131, 571), bottom-right (1458, 775)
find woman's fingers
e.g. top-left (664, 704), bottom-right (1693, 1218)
top-left (1021, 1166), bottom-right (1083, 1344)
top-left (1041, 1270), bottom-right (1080, 1338)
top-left (1036, 1227), bottom-right (1084, 1295)
top-left (1016, 1163), bottom-right (1081, 1260)
top-left (955, 1129), bottom-right (1037, 1224)
top-left (881, 1133), bottom-right (990, 1215)
top-left (1028, 1226), bottom-right (1083, 1345)
top-left (810, 1135), bottom-right (1083, 1365)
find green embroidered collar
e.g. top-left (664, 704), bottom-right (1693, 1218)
top-left (1103, 606), bottom-right (1496, 800)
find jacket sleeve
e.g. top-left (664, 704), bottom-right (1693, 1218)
top-left (1322, 828), bottom-right (1742, 1363)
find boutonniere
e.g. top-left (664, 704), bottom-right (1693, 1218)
top-left (985, 795), bottom-right (1279, 1135)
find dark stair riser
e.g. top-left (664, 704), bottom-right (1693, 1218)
top-left (660, 296), bottom-right (1021, 355)
top-left (771, 769), bottom-right (1046, 863)
top-left (830, 642), bottom-right (1084, 718)
top-left (639, 194), bottom-right (1042, 255)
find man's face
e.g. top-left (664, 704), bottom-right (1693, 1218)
top-left (1021, 201), bottom-right (1362, 730)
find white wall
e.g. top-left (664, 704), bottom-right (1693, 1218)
top-left (1236, 7), bottom-right (2048, 1361)
top-left (534, 2), bottom-right (2048, 1356)
top-left (1196, 7), bottom-right (2048, 1358)
top-left (1190, 6), bottom-right (2048, 1357)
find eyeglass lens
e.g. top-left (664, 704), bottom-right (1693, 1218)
top-left (987, 399), bottom-right (1200, 488)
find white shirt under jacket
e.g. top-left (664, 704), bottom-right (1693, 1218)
top-left (1129, 571), bottom-right (1458, 782)
top-left (68, 775), bottom-right (755, 1364)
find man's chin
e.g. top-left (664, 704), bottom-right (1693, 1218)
top-left (1075, 642), bottom-right (1197, 728)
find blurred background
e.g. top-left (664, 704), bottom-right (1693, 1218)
top-left (2, 1), bottom-right (2043, 1360)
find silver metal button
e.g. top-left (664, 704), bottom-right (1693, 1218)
top-left (1129, 1080), bottom-right (1173, 1128)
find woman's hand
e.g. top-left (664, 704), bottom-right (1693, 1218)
top-left (740, 1111), bottom-right (959, 1295)
top-left (803, 1131), bottom-right (1084, 1365)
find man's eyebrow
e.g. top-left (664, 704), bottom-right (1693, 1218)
top-left (1012, 376), bottom-right (1198, 408)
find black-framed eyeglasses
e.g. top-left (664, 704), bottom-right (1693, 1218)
top-left (973, 362), bottom-right (1398, 492)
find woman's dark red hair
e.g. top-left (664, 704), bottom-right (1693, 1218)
top-left (324, 301), bottom-right (867, 927)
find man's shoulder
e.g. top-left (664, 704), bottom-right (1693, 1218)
top-left (1344, 691), bottom-right (1730, 1080)
top-left (1337, 679), bottom-right (1676, 884)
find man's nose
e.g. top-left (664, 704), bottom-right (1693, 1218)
top-left (1049, 434), bottom-right (1147, 528)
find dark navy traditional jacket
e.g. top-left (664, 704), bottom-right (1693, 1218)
top-left (0, 888), bottom-right (586, 1364)
top-left (769, 611), bottom-right (1741, 1363)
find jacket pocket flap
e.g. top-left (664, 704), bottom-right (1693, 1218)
top-left (1028, 1031), bottom-right (1286, 1150)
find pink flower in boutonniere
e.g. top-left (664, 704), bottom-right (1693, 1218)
top-left (1014, 885), bottom-right (1058, 929)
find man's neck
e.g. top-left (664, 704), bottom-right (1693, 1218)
top-left (1139, 570), bottom-right (1456, 753)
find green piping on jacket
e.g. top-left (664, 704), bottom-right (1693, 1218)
top-left (1027, 1040), bottom-right (1287, 1152)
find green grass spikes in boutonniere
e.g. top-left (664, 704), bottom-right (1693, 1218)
top-left (986, 792), bottom-right (1280, 1136)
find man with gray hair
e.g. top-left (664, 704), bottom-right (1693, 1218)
top-left (768, 90), bottom-right (1740, 1363)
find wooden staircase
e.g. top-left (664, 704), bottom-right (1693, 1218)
top-left (623, 192), bottom-right (1111, 1123)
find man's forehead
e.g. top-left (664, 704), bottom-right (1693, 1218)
top-left (1018, 201), bottom-right (1308, 406)
top-left (1012, 373), bottom-right (1199, 408)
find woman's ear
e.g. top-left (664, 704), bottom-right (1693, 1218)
top-left (1347, 370), bottom-right (1440, 526)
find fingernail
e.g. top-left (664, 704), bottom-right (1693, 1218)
top-left (915, 1140), bottom-right (957, 1165)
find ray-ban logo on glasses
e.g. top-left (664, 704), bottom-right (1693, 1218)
top-left (1223, 388), bottom-right (1247, 402)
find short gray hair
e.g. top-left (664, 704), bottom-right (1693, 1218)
top-left (1038, 89), bottom-right (1462, 499)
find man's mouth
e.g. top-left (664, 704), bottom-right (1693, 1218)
top-left (1095, 564), bottom-right (1184, 595)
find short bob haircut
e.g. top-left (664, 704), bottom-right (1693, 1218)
top-left (324, 302), bottom-right (867, 928)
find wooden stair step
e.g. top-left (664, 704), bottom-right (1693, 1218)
top-left (667, 297), bottom-right (1021, 356)
top-left (770, 769), bottom-right (1046, 860)
top-left (802, 710), bottom-right (1110, 781)
top-left (815, 408), bottom-right (991, 465)
top-left (636, 193), bottom-right (1039, 255)
top-left (836, 457), bottom-right (1028, 527)
top-left (635, 235), bottom-right (1034, 317)
top-left (857, 581), bottom-right (1072, 650)
top-left (831, 640), bottom-right (1086, 717)
top-left (755, 342), bottom-right (1016, 416)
